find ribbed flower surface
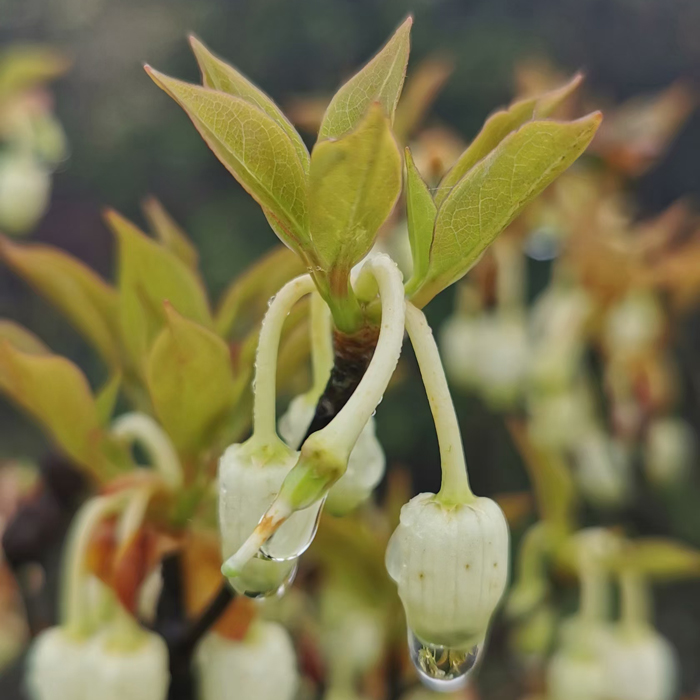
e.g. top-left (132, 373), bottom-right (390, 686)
top-left (196, 623), bottom-right (298, 700)
top-left (386, 494), bottom-right (509, 648)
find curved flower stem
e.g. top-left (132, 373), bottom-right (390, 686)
top-left (112, 412), bottom-right (183, 490)
top-left (311, 254), bottom-right (405, 459)
top-left (310, 291), bottom-right (334, 400)
top-left (250, 274), bottom-right (316, 447)
top-left (62, 492), bottom-right (129, 638)
top-left (222, 254), bottom-right (405, 578)
top-left (405, 302), bottom-right (474, 505)
top-left (579, 562), bottom-right (608, 623)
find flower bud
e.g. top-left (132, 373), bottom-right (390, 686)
top-left (87, 629), bottom-right (169, 700)
top-left (196, 622), bottom-right (298, 700)
top-left (604, 292), bottom-right (663, 359)
top-left (602, 628), bottom-right (677, 700)
top-left (386, 493), bottom-right (509, 688)
top-left (571, 428), bottom-right (631, 507)
top-left (26, 627), bottom-right (89, 700)
top-left (219, 441), bottom-right (321, 596)
top-left (0, 154), bottom-right (50, 234)
top-left (546, 618), bottom-right (609, 700)
top-left (279, 394), bottom-right (385, 515)
top-left (644, 417), bottom-right (695, 486)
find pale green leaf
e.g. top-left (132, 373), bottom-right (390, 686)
top-left (147, 304), bottom-right (236, 456)
top-left (0, 237), bottom-right (121, 366)
top-left (189, 35), bottom-right (310, 172)
top-left (146, 68), bottom-right (310, 253)
top-left (95, 373), bottom-right (121, 427)
top-left (404, 147), bottom-right (436, 295)
top-left (0, 319), bottom-right (49, 355)
top-left (215, 244), bottom-right (306, 339)
top-left (142, 197), bottom-right (199, 270)
top-left (412, 113), bottom-right (602, 308)
top-left (309, 104), bottom-right (402, 273)
top-left (108, 209), bottom-right (212, 373)
top-left (0, 45), bottom-right (70, 100)
top-left (434, 73), bottom-right (583, 207)
top-left (616, 539), bottom-right (700, 580)
top-left (318, 16), bottom-right (412, 141)
top-left (0, 342), bottom-right (119, 480)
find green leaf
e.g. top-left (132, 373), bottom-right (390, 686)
top-left (189, 35), bottom-right (310, 173)
top-left (108, 209), bottom-right (212, 372)
top-left (215, 245), bottom-right (306, 339)
top-left (0, 236), bottom-right (121, 366)
top-left (0, 45), bottom-right (70, 100)
top-left (309, 103), bottom-right (402, 274)
top-left (142, 197), bottom-right (199, 270)
top-left (403, 147), bottom-right (436, 295)
top-left (95, 373), bottom-right (121, 427)
top-left (434, 73), bottom-right (583, 207)
top-left (0, 342), bottom-right (119, 480)
top-left (0, 319), bottom-right (49, 355)
top-left (412, 113), bottom-right (602, 308)
top-left (146, 67), bottom-right (310, 254)
top-left (147, 304), bottom-right (236, 456)
top-left (318, 16), bottom-right (412, 141)
top-left (616, 539), bottom-right (700, 580)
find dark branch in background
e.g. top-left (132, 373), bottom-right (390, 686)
top-left (299, 325), bottom-right (379, 445)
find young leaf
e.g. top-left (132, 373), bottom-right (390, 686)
top-left (0, 319), bottom-right (49, 355)
top-left (0, 237), bottom-right (121, 366)
top-left (615, 538), bottom-right (700, 580)
top-left (434, 73), bottom-right (583, 207)
top-left (146, 68), bottom-right (310, 254)
top-left (403, 147), bottom-right (436, 295)
top-left (215, 244), bottom-right (306, 339)
top-left (411, 114), bottom-right (602, 308)
top-left (147, 304), bottom-right (236, 456)
top-left (318, 16), bottom-right (412, 140)
top-left (142, 197), bottom-right (199, 270)
top-left (95, 373), bottom-right (121, 427)
top-left (189, 35), bottom-right (310, 172)
top-left (108, 210), bottom-right (212, 371)
top-left (0, 342), bottom-right (117, 479)
top-left (309, 103), bottom-right (402, 275)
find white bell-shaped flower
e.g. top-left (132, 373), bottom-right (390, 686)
top-left (0, 153), bottom-right (51, 233)
top-left (219, 441), bottom-right (322, 596)
top-left (604, 291), bottom-right (664, 359)
top-left (386, 494), bottom-right (509, 682)
top-left (196, 622), bottom-right (298, 700)
top-left (602, 629), bottom-right (677, 700)
top-left (26, 627), bottom-right (90, 700)
top-left (439, 314), bottom-right (484, 390)
top-left (644, 417), bottom-right (695, 486)
top-left (86, 628), bottom-right (169, 700)
top-left (279, 393), bottom-right (385, 515)
top-left (571, 428), bottom-right (632, 507)
top-left (546, 618), bottom-right (608, 700)
top-left (476, 314), bottom-right (530, 408)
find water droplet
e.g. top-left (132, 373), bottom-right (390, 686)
top-left (231, 559), bottom-right (298, 599)
top-left (260, 497), bottom-right (325, 562)
top-left (408, 628), bottom-right (481, 692)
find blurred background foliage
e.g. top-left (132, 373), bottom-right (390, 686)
top-left (2, 0), bottom-right (700, 695)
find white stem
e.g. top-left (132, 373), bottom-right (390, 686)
top-left (580, 563), bottom-right (608, 623)
top-left (61, 493), bottom-right (129, 638)
top-left (115, 487), bottom-right (153, 556)
top-left (620, 571), bottom-right (651, 632)
top-left (313, 254), bottom-right (405, 459)
top-left (310, 291), bottom-right (333, 400)
top-left (112, 413), bottom-right (182, 490)
top-left (252, 274), bottom-right (316, 445)
top-left (405, 302), bottom-right (474, 503)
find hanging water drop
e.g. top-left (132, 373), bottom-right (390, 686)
top-left (228, 558), bottom-right (298, 599)
top-left (408, 628), bottom-right (480, 692)
top-left (260, 497), bottom-right (325, 562)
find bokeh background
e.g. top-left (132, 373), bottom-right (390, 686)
top-left (2, 0), bottom-right (700, 698)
